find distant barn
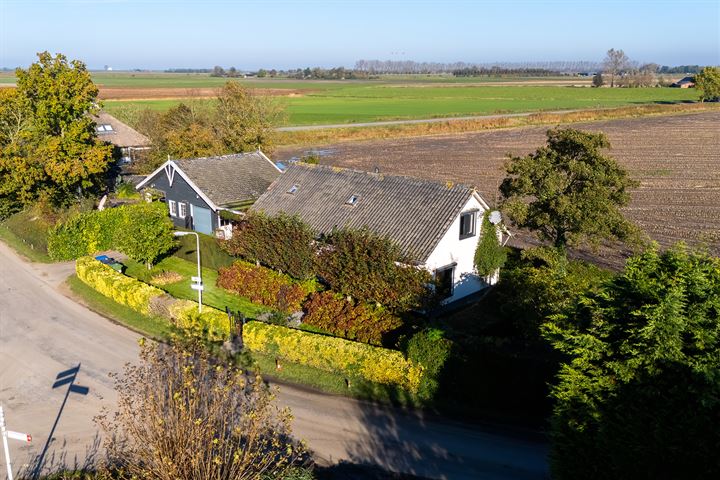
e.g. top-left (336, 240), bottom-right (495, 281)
top-left (670, 76), bottom-right (695, 88)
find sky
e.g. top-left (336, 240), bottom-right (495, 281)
top-left (1, 0), bottom-right (718, 70)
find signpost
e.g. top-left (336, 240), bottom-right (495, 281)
top-left (173, 231), bottom-right (203, 312)
top-left (0, 405), bottom-right (32, 480)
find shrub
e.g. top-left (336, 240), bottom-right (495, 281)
top-left (76, 256), bottom-right (164, 314)
top-left (315, 228), bottom-right (433, 312)
top-left (167, 299), bottom-right (230, 342)
top-left (303, 291), bottom-right (402, 346)
top-left (474, 211), bottom-right (508, 277)
top-left (221, 212), bottom-right (315, 280)
top-left (217, 260), bottom-right (315, 312)
top-left (243, 321), bottom-right (423, 392)
top-left (115, 202), bottom-right (176, 268)
top-left (406, 328), bottom-right (453, 401)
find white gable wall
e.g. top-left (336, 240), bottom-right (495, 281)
top-left (423, 195), bottom-right (491, 304)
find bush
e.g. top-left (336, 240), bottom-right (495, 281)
top-left (167, 299), bottom-right (230, 342)
top-left (243, 321), bottom-right (423, 392)
top-left (303, 292), bottom-right (402, 346)
top-left (48, 202), bottom-right (175, 266)
top-left (221, 212), bottom-right (316, 280)
top-left (316, 228), bottom-right (433, 312)
top-left (474, 211), bottom-right (507, 277)
top-left (406, 328), bottom-right (452, 401)
top-left (217, 261), bottom-right (315, 312)
top-left (76, 256), bottom-right (165, 314)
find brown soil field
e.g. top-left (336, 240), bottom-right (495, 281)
top-left (97, 87), bottom-right (306, 100)
top-left (276, 111), bottom-right (720, 265)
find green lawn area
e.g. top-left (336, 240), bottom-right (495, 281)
top-left (105, 83), bottom-right (698, 127)
top-left (0, 210), bottom-right (53, 262)
top-left (123, 256), bottom-right (270, 319)
top-left (67, 274), bottom-right (174, 340)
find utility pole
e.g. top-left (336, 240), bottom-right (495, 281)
top-left (0, 405), bottom-right (32, 480)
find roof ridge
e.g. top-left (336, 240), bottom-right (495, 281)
top-left (174, 151), bottom-right (265, 163)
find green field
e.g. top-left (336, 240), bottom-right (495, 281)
top-left (103, 84), bottom-right (697, 126)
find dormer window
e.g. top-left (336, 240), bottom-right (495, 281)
top-left (346, 195), bottom-right (359, 206)
top-left (459, 210), bottom-right (478, 239)
top-left (287, 184), bottom-right (299, 194)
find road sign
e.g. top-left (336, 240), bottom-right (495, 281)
top-left (191, 276), bottom-right (202, 282)
top-left (190, 283), bottom-right (204, 291)
top-left (5, 432), bottom-right (31, 443)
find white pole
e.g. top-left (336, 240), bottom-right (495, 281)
top-left (195, 233), bottom-right (202, 313)
top-left (0, 406), bottom-right (14, 480)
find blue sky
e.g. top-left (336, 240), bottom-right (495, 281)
top-left (1, 0), bottom-right (718, 70)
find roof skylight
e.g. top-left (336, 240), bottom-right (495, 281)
top-left (346, 195), bottom-right (359, 206)
top-left (287, 184), bottom-right (299, 194)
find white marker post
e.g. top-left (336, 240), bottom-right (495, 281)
top-left (0, 405), bottom-right (32, 480)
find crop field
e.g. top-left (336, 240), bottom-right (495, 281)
top-left (276, 111), bottom-right (720, 264)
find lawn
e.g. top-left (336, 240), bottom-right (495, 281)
top-left (123, 256), bottom-right (269, 319)
top-left (105, 84), bottom-right (698, 127)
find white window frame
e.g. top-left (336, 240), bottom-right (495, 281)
top-left (168, 200), bottom-right (177, 217)
top-left (459, 210), bottom-right (478, 239)
top-left (178, 202), bottom-right (187, 218)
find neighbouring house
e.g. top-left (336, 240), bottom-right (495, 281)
top-left (135, 151), bottom-right (282, 236)
top-left (91, 111), bottom-right (151, 163)
top-left (671, 76), bottom-right (695, 88)
top-left (251, 164), bottom-right (507, 304)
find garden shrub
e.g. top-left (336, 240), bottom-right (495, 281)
top-left (221, 211), bottom-right (315, 280)
top-left (243, 321), bottom-right (423, 392)
top-left (303, 291), bottom-right (402, 346)
top-left (75, 256), bottom-right (164, 314)
top-left (406, 328), bottom-right (453, 401)
top-left (315, 227), bottom-right (433, 312)
top-left (167, 299), bottom-right (230, 342)
top-left (474, 211), bottom-right (508, 277)
top-left (217, 260), bottom-right (315, 312)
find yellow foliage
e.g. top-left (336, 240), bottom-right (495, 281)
top-left (167, 300), bottom-right (230, 342)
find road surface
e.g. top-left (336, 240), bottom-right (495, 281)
top-left (0, 241), bottom-right (549, 479)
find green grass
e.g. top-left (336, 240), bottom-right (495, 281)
top-left (105, 84), bottom-right (698, 127)
top-left (0, 211), bottom-right (53, 262)
top-left (123, 256), bottom-right (270, 319)
top-left (67, 274), bottom-right (175, 340)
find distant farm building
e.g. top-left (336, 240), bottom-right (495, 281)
top-left (671, 76), bottom-right (695, 88)
top-left (91, 111), bottom-right (151, 163)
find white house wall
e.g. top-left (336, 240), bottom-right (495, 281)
top-left (424, 195), bottom-right (489, 303)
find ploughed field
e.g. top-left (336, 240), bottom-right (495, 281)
top-left (276, 111), bottom-right (720, 262)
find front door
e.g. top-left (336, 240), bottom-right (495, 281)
top-left (192, 205), bottom-right (213, 235)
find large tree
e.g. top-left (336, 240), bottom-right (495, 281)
top-left (0, 52), bottom-right (112, 207)
top-left (543, 245), bottom-right (720, 479)
top-left (499, 128), bottom-right (639, 250)
top-left (603, 48), bottom-right (630, 87)
top-left (695, 66), bottom-right (720, 102)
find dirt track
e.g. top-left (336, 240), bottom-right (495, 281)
top-left (276, 111), bottom-right (720, 264)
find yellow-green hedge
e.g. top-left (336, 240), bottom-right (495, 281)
top-left (168, 300), bottom-right (230, 342)
top-left (76, 256), bottom-right (164, 314)
top-left (243, 321), bottom-right (424, 392)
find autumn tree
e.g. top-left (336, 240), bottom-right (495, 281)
top-left (98, 339), bottom-right (309, 480)
top-left (0, 52), bottom-right (112, 207)
top-left (543, 245), bottom-right (720, 479)
top-left (603, 48), bottom-right (629, 87)
top-left (500, 128), bottom-right (639, 250)
top-left (695, 66), bottom-right (720, 102)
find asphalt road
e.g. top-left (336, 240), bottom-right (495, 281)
top-left (0, 242), bottom-right (549, 479)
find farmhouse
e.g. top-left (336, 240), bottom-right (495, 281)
top-left (135, 151), bottom-right (282, 235)
top-left (252, 164), bottom-right (504, 303)
top-left (671, 76), bottom-right (695, 88)
top-left (91, 111), bottom-right (151, 162)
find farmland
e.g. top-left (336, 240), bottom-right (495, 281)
top-left (276, 111), bottom-right (720, 264)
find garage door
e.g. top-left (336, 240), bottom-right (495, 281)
top-left (192, 205), bottom-right (213, 235)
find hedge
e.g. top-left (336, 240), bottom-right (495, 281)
top-left (243, 321), bottom-right (423, 392)
top-left (217, 260), bottom-right (316, 312)
top-left (302, 291), bottom-right (402, 346)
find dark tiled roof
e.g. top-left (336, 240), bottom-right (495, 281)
top-left (251, 164), bottom-right (478, 263)
top-left (91, 111), bottom-right (150, 148)
top-left (174, 152), bottom-right (281, 207)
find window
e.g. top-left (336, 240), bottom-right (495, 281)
top-left (95, 124), bottom-right (113, 133)
top-left (459, 211), bottom-right (477, 239)
top-left (178, 202), bottom-right (187, 218)
top-left (168, 200), bottom-right (177, 217)
top-left (287, 184), bottom-right (299, 194)
top-left (346, 195), bottom-right (359, 206)
top-left (435, 264), bottom-right (455, 299)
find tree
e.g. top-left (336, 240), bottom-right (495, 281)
top-left (543, 245), bottom-right (720, 479)
top-left (0, 52), bottom-right (112, 207)
top-left (591, 72), bottom-right (604, 87)
top-left (473, 211), bottom-right (507, 277)
top-left (98, 339), bottom-right (308, 479)
top-left (695, 66), bottom-right (720, 102)
top-left (115, 202), bottom-right (176, 268)
top-left (500, 128), bottom-right (639, 250)
top-left (214, 81), bottom-right (284, 154)
top-left (603, 48), bottom-right (629, 87)
top-left (210, 65), bottom-right (226, 77)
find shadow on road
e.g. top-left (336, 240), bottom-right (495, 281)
top-left (27, 364), bottom-right (91, 479)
